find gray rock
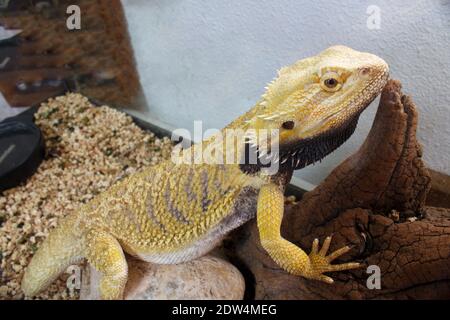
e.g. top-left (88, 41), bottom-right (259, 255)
top-left (80, 255), bottom-right (245, 300)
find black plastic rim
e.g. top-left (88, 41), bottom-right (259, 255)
top-left (0, 118), bottom-right (45, 192)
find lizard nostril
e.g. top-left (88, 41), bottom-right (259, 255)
top-left (282, 121), bottom-right (295, 130)
top-left (360, 67), bottom-right (371, 76)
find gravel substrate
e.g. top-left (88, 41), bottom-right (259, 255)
top-left (0, 93), bottom-right (173, 300)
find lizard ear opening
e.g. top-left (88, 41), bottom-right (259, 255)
top-left (282, 121), bottom-right (295, 130)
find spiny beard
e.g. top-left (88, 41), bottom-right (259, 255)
top-left (239, 118), bottom-right (358, 174)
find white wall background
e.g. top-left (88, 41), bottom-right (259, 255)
top-left (121, 0), bottom-right (450, 186)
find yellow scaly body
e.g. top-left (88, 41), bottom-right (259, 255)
top-left (22, 46), bottom-right (389, 299)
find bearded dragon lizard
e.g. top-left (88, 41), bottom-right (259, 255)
top-left (22, 45), bottom-right (389, 299)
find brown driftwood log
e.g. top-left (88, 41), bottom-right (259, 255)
top-left (225, 80), bottom-right (450, 299)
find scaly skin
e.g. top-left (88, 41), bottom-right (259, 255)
top-left (22, 46), bottom-right (389, 299)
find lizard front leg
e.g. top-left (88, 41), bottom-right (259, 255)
top-left (84, 230), bottom-right (128, 300)
top-left (257, 183), bottom-right (360, 283)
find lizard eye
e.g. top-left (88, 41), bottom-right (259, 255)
top-left (324, 78), bottom-right (338, 88)
top-left (320, 72), bottom-right (342, 92)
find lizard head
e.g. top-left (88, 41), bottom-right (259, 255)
top-left (244, 45), bottom-right (389, 171)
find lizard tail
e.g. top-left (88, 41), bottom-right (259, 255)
top-left (21, 214), bottom-right (85, 297)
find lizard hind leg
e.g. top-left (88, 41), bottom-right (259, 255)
top-left (84, 230), bottom-right (128, 300)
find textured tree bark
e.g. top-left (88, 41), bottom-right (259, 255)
top-left (226, 80), bottom-right (450, 299)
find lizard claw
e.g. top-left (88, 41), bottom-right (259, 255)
top-left (307, 235), bottom-right (361, 283)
